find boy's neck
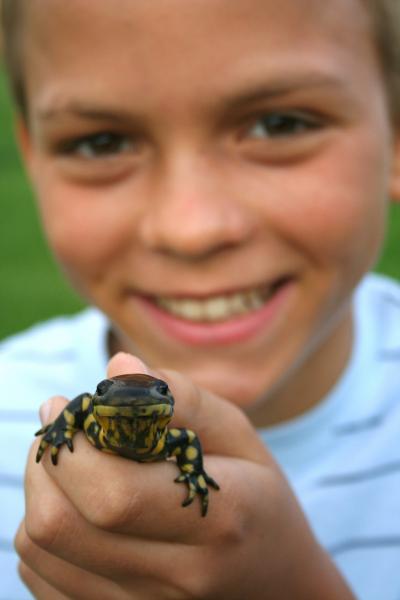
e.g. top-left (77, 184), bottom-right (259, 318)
top-left (247, 307), bottom-right (354, 428)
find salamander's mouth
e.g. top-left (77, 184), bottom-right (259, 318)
top-left (152, 277), bottom-right (291, 322)
top-left (94, 403), bottom-right (173, 419)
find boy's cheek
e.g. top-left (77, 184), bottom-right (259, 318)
top-left (295, 192), bottom-right (385, 264)
top-left (269, 142), bottom-right (389, 267)
top-left (35, 185), bottom-right (133, 273)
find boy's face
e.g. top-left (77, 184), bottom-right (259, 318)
top-left (20, 0), bottom-right (400, 422)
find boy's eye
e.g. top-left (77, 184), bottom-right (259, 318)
top-left (246, 112), bottom-right (321, 139)
top-left (61, 132), bottom-right (134, 158)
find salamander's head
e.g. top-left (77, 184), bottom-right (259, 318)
top-left (92, 373), bottom-right (174, 421)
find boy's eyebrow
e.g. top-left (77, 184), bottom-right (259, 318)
top-left (220, 73), bottom-right (349, 111)
top-left (37, 104), bottom-right (135, 122)
top-left (37, 73), bottom-right (348, 122)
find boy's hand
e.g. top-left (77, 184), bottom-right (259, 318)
top-left (15, 353), bottom-right (354, 600)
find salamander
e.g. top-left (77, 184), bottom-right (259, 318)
top-left (35, 373), bottom-right (219, 516)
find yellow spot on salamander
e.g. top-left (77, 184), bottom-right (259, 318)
top-left (185, 446), bottom-right (198, 461)
top-left (84, 413), bottom-right (96, 431)
top-left (151, 434), bottom-right (167, 457)
top-left (63, 410), bottom-right (76, 426)
top-left (81, 396), bottom-right (91, 412)
top-left (197, 475), bottom-right (207, 489)
top-left (169, 428), bottom-right (181, 438)
top-left (98, 428), bottom-right (107, 448)
top-left (187, 430), bottom-right (195, 443)
top-left (182, 463), bottom-right (195, 473)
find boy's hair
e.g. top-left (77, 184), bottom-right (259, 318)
top-left (1, 0), bottom-right (400, 125)
top-left (363, 0), bottom-right (400, 124)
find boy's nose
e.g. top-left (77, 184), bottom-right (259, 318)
top-left (137, 154), bottom-right (256, 260)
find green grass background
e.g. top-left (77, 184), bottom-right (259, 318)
top-left (0, 68), bottom-right (399, 341)
top-left (0, 69), bottom-right (85, 341)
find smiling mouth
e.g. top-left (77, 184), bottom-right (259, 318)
top-left (152, 277), bottom-right (291, 322)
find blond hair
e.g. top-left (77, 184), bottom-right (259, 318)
top-left (1, 0), bottom-right (400, 123)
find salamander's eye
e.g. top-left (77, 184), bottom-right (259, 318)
top-left (157, 381), bottom-right (169, 395)
top-left (96, 379), bottom-right (114, 396)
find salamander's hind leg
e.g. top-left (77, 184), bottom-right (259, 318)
top-left (35, 393), bottom-right (92, 465)
top-left (166, 428), bottom-right (219, 517)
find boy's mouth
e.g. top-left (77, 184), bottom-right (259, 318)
top-left (153, 278), bottom-right (289, 322)
top-left (135, 276), bottom-right (294, 345)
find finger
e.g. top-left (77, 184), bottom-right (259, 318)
top-left (18, 563), bottom-right (71, 600)
top-left (25, 446), bottom-right (234, 600)
top-left (16, 521), bottom-right (124, 600)
top-left (33, 414), bottom-right (228, 541)
top-left (33, 356), bottom-right (275, 542)
top-left (25, 438), bottom-right (205, 582)
top-left (33, 395), bottom-right (212, 540)
top-left (34, 410), bottom-right (272, 550)
top-left (108, 352), bottom-right (270, 464)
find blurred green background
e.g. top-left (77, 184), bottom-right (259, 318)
top-left (0, 67), bottom-right (399, 342)
top-left (0, 69), bottom-right (85, 341)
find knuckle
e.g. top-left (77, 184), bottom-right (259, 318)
top-left (212, 465), bottom-right (274, 546)
top-left (18, 561), bottom-right (34, 587)
top-left (214, 504), bottom-right (247, 546)
top-left (210, 479), bottom-right (249, 546)
top-left (25, 495), bottom-right (68, 551)
top-left (15, 529), bottom-right (34, 564)
top-left (86, 480), bottom-right (143, 531)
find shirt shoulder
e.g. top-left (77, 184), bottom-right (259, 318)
top-left (354, 274), bottom-right (400, 349)
top-left (0, 309), bottom-right (109, 600)
top-left (0, 308), bottom-right (109, 410)
top-left (0, 307), bottom-right (106, 358)
top-left (350, 273), bottom-right (400, 410)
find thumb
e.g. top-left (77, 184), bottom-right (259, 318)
top-left (107, 352), bottom-right (271, 465)
top-left (107, 352), bottom-right (151, 378)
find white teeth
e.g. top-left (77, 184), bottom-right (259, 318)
top-left (155, 286), bottom-right (275, 322)
top-left (204, 297), bottom-right (231, 320)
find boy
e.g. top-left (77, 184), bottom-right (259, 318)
top-left (1, 0), bottom-right (400, 597)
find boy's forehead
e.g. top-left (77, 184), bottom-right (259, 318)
top-left (24, 0), bottom-right (378, 115)
top-left (26, 0), bottom-right (371, 44)
top-left (24, 0), bottom-right (372, 34)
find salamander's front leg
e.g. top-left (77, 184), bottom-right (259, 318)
top-left (166, 428), bottom-right (219, 517)
top-left (35, 393), bottom-right (92, 465)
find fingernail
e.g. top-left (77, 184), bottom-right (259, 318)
top-left (39, 399), bottom-right (52, 425)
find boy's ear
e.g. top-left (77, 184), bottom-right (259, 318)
top-left (389, 132), bottom-right (400, 203)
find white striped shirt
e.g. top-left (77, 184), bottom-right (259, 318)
top-left (1, 274), bottom-right (399, 599)
top-left (260, 274), bottom-right (400, 599)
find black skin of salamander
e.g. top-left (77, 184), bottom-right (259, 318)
top-left (35, 373), bottom-right (219, 516)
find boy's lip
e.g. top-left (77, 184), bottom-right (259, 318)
top-left (133, 274), bottom-right (293, 301)
top-left (131, 276), bottom-right (296, 346)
